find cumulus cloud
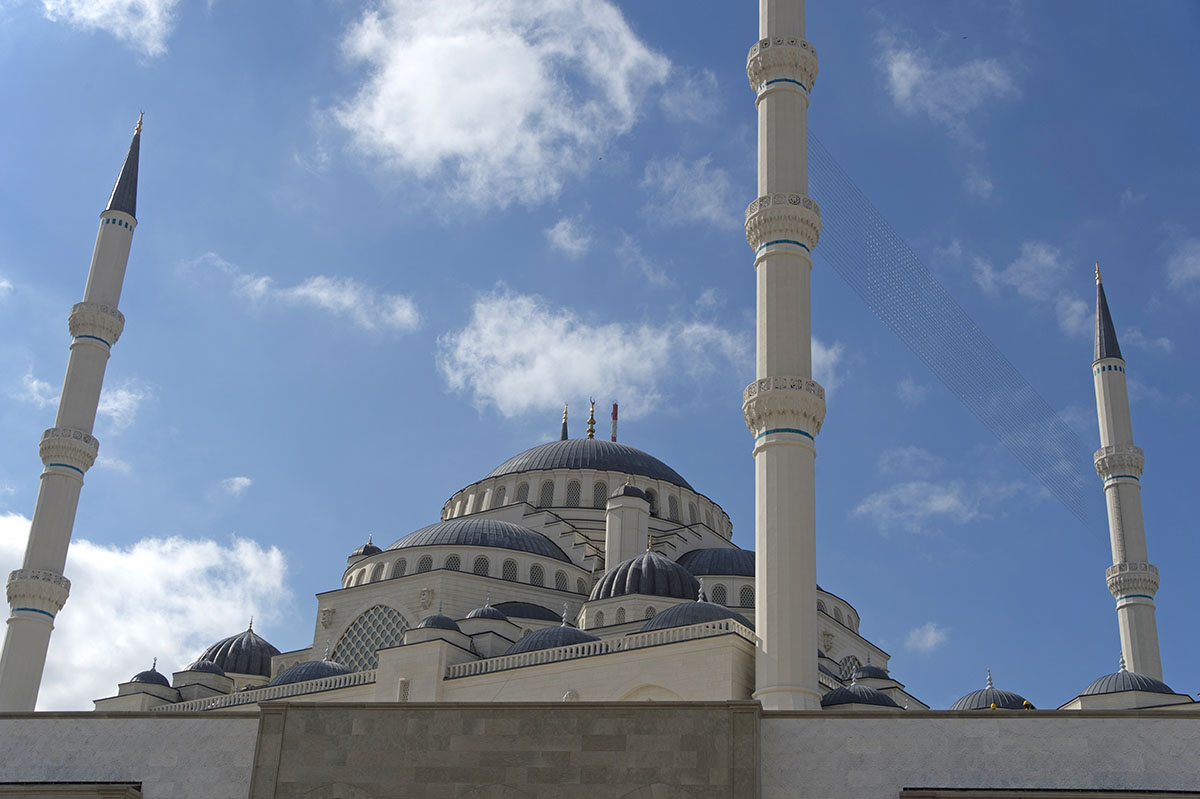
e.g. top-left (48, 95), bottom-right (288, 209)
top-left (973, 241), bottom-right (1090, 337)
top-left (963, 164), bottom-right (994, 198)
top-left (221, 476), bottom-right (253, 496)
top-left (98, 381), bottom-right (153, 433)
top-left (1122, 327), bottom-right (1172, 354)
top-left (0, 277), bottom-right (13, 295)
top-left (40, 0), bottom-right (179, 57)
top-left (14, 370), bottom-right (56, 408)
top-left (0, 512), bottom-right (291, 710)
top-left (905, 621), bottom-right (948, 653)
top-left (1119, 188), bottom-right (1146, 209)
top-left (877, 33), bottom-right (1017, 143)
top-left (94, 455), bottom-right (132, 474)
top-left (876, 446), bottom-right (943, 479)
top-left (660, 67), bottom-right (720, 124)
top-left (437, 288), bottom-right (750, 419)
top-left (1165, 238), bottom-right (1200, 290)
top-left (192, 252), bottom-right (419, 332)
top-left (897, 376), bottom-right (929, 406)
top-left (853, 480), bottom-right (980, 535)
top-left (641, 155), bottom-right (736, 227)
top-left (812, 339), bottom-right (845, 396)
top-left (335, 0), bottom-right (669, 208)
top-left (544, 217), bottom-right (591, 259)
top-left (616, 234), bottom-right (673, 287)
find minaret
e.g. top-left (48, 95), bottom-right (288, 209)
top-left (741, 1), bottom-right (825, 710)
top-left (1091, 264), bottom-right (1162, 680)
top-left (0, 116), bottom-right (142, 711)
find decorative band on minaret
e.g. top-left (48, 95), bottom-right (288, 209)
top-left (1091, 265), bottom-right (1162, 681)
top-left (0, 116), bottom-right (142, 712)
top-left (743, 0), bottom-right (825, 711)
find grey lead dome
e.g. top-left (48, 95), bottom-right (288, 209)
top-left (589, 550), bottom-right (700, 602)
top-left (485, 439), bottom-right (694, 491)
top-left (195, 626), bottom-right (280, 678)
top-left (387, 518), bottom-right (571, 563)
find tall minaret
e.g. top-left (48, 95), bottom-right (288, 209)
top-left (1091, 265), bottom-right (1162, 680)
top-left (0, 117), bottom-right (142, 711)
top-left (741, 0), bottom-right (825, 710)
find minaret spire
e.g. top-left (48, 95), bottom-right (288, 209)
top-left (0, 117), bottom-right (142, 711)
top-left (742, 0), bottom-right (825, 710)
top-left (1091, 271), bottom-right (1162, 680)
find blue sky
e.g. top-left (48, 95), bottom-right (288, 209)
top-left (1, 0), bottom-right (1197, 710)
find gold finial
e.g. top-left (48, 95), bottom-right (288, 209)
top-left (646, 534), bottom-right (653, 552)
top-left (562, 403), bottom-right (568, 422)
top-left (586, 398), bottom-right (596, 439)
top-left (1095, 261), bottom-right (1101, 283)
top-left (135, 111), bottom-right (143, 134)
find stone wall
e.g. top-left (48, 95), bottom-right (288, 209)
top-left (247, 701), bottom-right (759, 798)
top-left (0, 712), bottom-right (260, 799)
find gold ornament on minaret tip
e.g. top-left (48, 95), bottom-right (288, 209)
top-left (586, 398), bottom-right (596, 439)
top-left (1095, 261), bottom-right (1102, 283)
top-left (135, 111), bottom-right (143, 134)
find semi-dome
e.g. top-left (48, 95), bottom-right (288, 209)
top-left (416, 612), bottom-right (461, 632)
top-left (130, 662), bottom-right (169, 687)
top-left (268, 659), bottom-right (354, 687)
top-left (195, 624), bottom-right (280, 678)
top-left (640, 600), bottom-right (752, 632)
top-left (493, 601), bottom-right (562, 622)
top-left (1081, 668), bottom-right (1174, 697)
top-left (676, 548), bottom-right (754, 577)
top-left (590, 550), bottom-right (700, 602)
top-left (466, 602), bottom-right (508, 621)
top-left (950, 672), bottom-right (1033, 710)
top-left (184, 659), bottom-right (226, 676)
top-left (504, 624), bottom-right (600, 656)
top-left (387, 518), bottom-right (571, 563)
top-left (486, 439), bottom-right (694, 491)
top-left (821, 682), bottom-right (900, 708)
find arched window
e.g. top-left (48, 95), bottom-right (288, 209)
top-left (392, 559), bottom-right (407, 578)
top-left (494, 486), bottom-right (506, 506)
top-left (369, 564), bottom-right (384, 583)
top-left (529, 563), bottom-right (544, 586)
top-left (577, 578), bottom-right (587, 594)
top-left (473, 556), bottom-right (490, 576)
top-left (711, 584), bottom-right (728, 605)
top-left (645, 489), bottom-right (658, 516)
top-left (444, 554), bottom-right (461, 571)
top-left (565, 480), bottom-right (581, 507)
top-left (515, 483), bottom-right (529, 503)
top-left (705, 510), bottom-right (713, 528)
top-left (817, 599), bottom-right (827, 614)
top-left (739, 585), bottom-right (754, 607)
top-left (615, 607), bottom-right (626, 624)
top-left (838, 655), bottom-right (862, 681)
top-left (353, 570), bottom-right (365, 586)
top-left (688, 502), bottom-right (698, 524)
top-left (502, 559), bottom-right (518, 581)
top-left (330, 604), bottom-right (408, 671)
top-left (417, 555), bottom-right (433, 573)
top-left (644, 606), bottom-right (657, 619)
top-left (668, 496), bottom-right (680, 521)
top-left (452, 500), bottom-right (462, 517)
top-left (592, 481), bottom-right (608, 508)
top-left (595, 611), bottom-right (604, 627)
top-left (554, 570), bottom-right (568, 591)
top-left (538, 480), bottom-right (555, 507)
top-left (834, 607), bottom-right (844, 624)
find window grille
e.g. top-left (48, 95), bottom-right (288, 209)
top-left (565, 480), bottom-right (581, 507)
top-left (817, 599), bottom-right (827, 614)
top-left (711, 584), bottom-right (728, 605)
top-left (473, 556), bottom-right (489, 576)
top-left (330, 604), bottom-right (408, 671)
top-left (834, 607), bottom-right (844, 624)
top-left (646, 490), bottom-right (657, 515)
top-left (417, 555), bottom-right (432, 573)
top-left (644, 606), bottom-right (657, 619)
top-left (668, 496), bottom-right (680, 521)
top-left (592, 481), bottom-right (608, 508)
top-left (392, 559), bottom-right (406, 578)
top-left (555, 571), bottom-right (568, 591)
top-left (494, 486), bottom-right (506, 506)
top-left (595, 611), bottom-right (604, 626)
top-left (538, 480), bottom-right (555, 507)
top-left (369, 564), bottom-right (383, 582)
top-left (705, 510), bottom-right (713, 528)
top-left (502, 559), bottom-right (518, 581)
top-left (838, 655), bottom-right (862, 681)
top-left (529, 564), bottom-right (544, 586)
top-left (739, 585), bottom-right (754, 607)
top-left (688, 503), bottom-right (698, 524)
top-left (616, 607), bottom-right (626, 624)
top-left (515, 483), bottom-right (529, 502)
top-left (576, 578), bottom-right (587, 594)
top-left (444, 554), bottom-right (461, 571)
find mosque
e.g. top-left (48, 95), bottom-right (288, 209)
top-left (1, 1), bottom-right (1197, 797)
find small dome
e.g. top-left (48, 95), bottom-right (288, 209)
top-left (504, 624), bottom-right (600, 656)
top-left (821, 683), bottom-right (899, 708)
top-left (268, 659), bottom-right (355, 687)
top-left (185, 659), bottom-right (226, 676)
top-left (486, 438), bottom-right (693, 491)
top-left (416, 612), bottom-right (461, 632)
top-left (493, 601), bottom-right (562, 622)
top-left (609, 484), bottom-right (649, 502)
top-left (387, 518), bottom-right (571, 563)
top-left (640, 600), bottom-right (752, 632)
top-left (950, 673), bottom-right (1033, 710)
top-left (350, 535), bottom-right (382, 558)
top-left (195, 623), bottom-right (280, 678)
top-left (1081, 669), bottom-right (1174, 697)
top-left (130, 662), bottom-right (169, 687)
top-left (590, 550), bottom-right (700, 601)
top-left (675, 548), bottom-right (754, 577)
top-left (466, 602), bottom-right (508, 621)
top-left (852, 663), bottom-right (890, 681)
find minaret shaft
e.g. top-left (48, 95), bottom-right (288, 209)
top-left (0, 125), bottom-right (139, 712)
top-left (1092, 276), bottom-right (1161, 680)
top-left (744, 0), bottom-right (824, 711)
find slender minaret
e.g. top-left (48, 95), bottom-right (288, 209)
top-left (741, 1), bottom-right (825, 710)
top-left (1091, 264), bottom-right (1162, 680)
top-left (0, 116), bottom-right (142, 711)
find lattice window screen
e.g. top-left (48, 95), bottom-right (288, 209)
top-left (515, 483), bottom-right (529, 502)
top-left (740, 585), bottom-right (754, 607)
top-left (417, 556), bottom-right (432, 573)
top-left (530, 564), bottom-right (544, 586)
top-left (473, 556), bottom-right (490, 576)
top-left (565, 480), bottom-right (581, 507)
top-left (502, 559), bottom-right (518, 581)
top-left (592, 482), bottom-right (608, 508)
top-left (554, 571), bottom-right (568, 591)
top-left (711, 584), bottom-right (728, 605)
top-left (538, 480), bottom-right (555, 507)
top-left (330, 604), bottom-right (408, 671)
top-left (444, 554), bottom-right (461, 571)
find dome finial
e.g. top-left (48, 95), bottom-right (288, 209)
top-left (561, 603), bottom-right (570, 627)
top-left (135, 111), bottom-right (144, 134)
top-left (438, 600), bottom-right (444, 615)
top-left (367, 533), bottom-right (373, 545)
top-left (560, 403), bottom-right (569, 441)
top-left (1119, 651), bottom-right (1127, 671)
top-left (151, 657), bottom-right (157, 671)
top-left (586, 398), bottom-right (596, 439)
top-left (697, 577), bottom-right (706, 602)
top-left (322, 640), bottom-right (331, 660)
top-left (986, 668), bottom-right (993, 689)
top-left (646, 534), bottom-right (653, 552)
top-left (248, 616), bottom-right (253, 631)
top-left (1095, 260), bottom-right (1102, 283)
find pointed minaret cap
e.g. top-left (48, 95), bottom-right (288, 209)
top-left (106, 113), bottom-right (142, 218)
top-left (1094, 262), bottom-right (1123, 363)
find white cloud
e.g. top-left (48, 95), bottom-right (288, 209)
top-left (1055, 294), bottom-right (1090, 337)
top-left (14, 370), bottom-right (56, 408)
top-left (963, 164), bottom-right (994, 198)
top-left (98, 381), bottom-right (152, 433)
top-left (641, 155), bottom-right (736, 228)
top-left (1119, 188), bottom-right (1146, 209)
top-left (897, 376), bottom-right (929, 406)
top-left (695, 288), bottom-right (722, 310)
top-left (1165, 238), bottom-right (1200, 289)
top-left (94, 455), bottom-right (131, 474)
top-left (853, 480), bottom-right (980, 535)
top-left (544, 218), bottom-right (592, 259)
top-left (335, 0), bottom-right (669, 208)
top-left (877, 33), bottom-right (1018, 143)
top-left (0, 512), bottom-right (291, 710)
top-left (974, 242), bottom-right (1090, 337)
top-left (905, 621), bottom-right (948, 654)
top-left (437, 288), bottom-right (750, 419)
top-left (660, 67), bottom-right (720, 124)
top-left (812, 338), bottom-right (845, 396)
top-left (40, 0), bottom-right (179, 57)
top-left (876, 446), bottom-right (943, 479)
top-left (1122, 327), bottom-right (1172, 354)
top-left (0, 278), bottom-right (12, 295)
top-left (221, 476), bottom-right (253, 496)
top-left (616, 234), bottom-right (673, 287)
top-left (192, 252), bottom-right (420, 332)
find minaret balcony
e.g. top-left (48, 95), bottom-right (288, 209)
top-left (747, 37), bottom-right (818, 93)
top-left (69, 301), bottom-right (125, 348)
top-left (743, 377), bottom-right (826, 440)
top-left (5, 569), bottom-right (71, 616)
top-left (1106, 561), bottom-right (1159, 599)
top-left (39, 427), bottom-right (100, 474)
top-left (745, 194), bottom-right (821, 254)
top-left (1094, 443), bottom-right (1144, 481)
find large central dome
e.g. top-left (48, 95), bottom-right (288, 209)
top-left (485, 439), bottom-right (693, 491)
